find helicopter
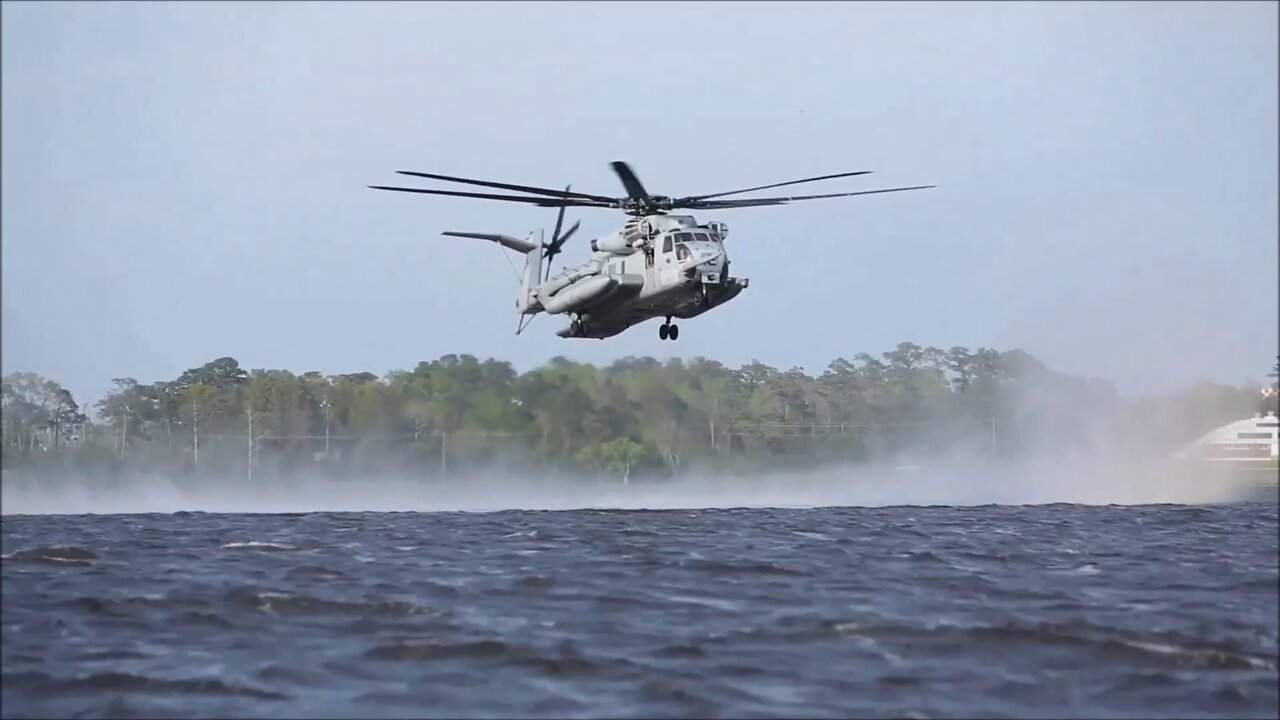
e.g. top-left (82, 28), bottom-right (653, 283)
top-left (369, 161), bottom-right (933, 341)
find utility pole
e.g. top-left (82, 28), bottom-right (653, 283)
top-left (710, 397), bottom-right (718, 451)
top-left (321, 396), bottom-right (331, 457)
top-left (193, 401), bottom-right (200, 469)
top-left (410, 385), bottom-right (446, 477)
top-left (247, 404), bottom-right (254, 484)
top-left (80, 396), bottom-right (91, 449)
top-left (120, 403), bottom-right (129, 459)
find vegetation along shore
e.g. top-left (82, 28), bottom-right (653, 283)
top-left (3, 344), bottom-right (1276, 484)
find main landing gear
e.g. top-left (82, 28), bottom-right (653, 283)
top-left (659, 317), bottom-right (679, 341)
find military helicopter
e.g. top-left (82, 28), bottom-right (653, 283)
top-left (369, 161), bottom-right (932, 340)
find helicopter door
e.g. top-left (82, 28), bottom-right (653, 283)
top-left (658, 233), bottom-right (680, 286)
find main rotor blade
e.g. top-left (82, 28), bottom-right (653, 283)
top-left (683, 185), bottom-right (936, 209)
top-left (369, 185), bottom-right (613, 208)
top-left (676, 170), bottom-right (874, 203)
top-left (610, 161), bottom-right (651, 203)
top-left (683, 199), bottom-right (789, 209)
top-left (396, 171), bottom-right (616, 203)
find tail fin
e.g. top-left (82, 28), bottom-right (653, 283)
top-left (517, 240), bottom-right (544, 315)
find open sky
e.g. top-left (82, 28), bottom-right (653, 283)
top-left (3, 1), bottom-right (1276, 408)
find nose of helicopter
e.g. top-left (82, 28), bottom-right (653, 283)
top-left (683, 247), bottom-right (725, 283)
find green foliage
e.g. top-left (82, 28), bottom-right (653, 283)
top-left (3, 346), bottom-right (1274, 478)
top-left (1, 372), bottom-right (85, 456)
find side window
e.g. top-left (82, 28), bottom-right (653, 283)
top-left (662, 235), bottom-right (673, 254)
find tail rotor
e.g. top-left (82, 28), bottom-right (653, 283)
top-left (542, 185), bottom-right (579, 280)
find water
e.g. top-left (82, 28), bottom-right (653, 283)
top-left (3, 502), bottom-right (1277, 719)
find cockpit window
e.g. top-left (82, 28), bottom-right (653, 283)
top-left (662, 235), bottom-right (673, 253)
top-left (694, 232), bottom-right (711, 242)
top-left (676, 243), bottom-right (692, 261)
top-left (675, 232), bottom-right (694, 243)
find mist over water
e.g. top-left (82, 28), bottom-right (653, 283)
top-left (2, 449), bottom-right (1264, 516)
top-left (6, 360), bottom-right (1270, 516)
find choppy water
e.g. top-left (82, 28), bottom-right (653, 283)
top-left (3, 502), bottom-right (1277, 719)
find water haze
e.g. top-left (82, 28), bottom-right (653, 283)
top-left (1, 451), bottom-right (1268, 517)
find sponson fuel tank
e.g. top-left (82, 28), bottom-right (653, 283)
top-left (541, 275), bottom-right (618, 315)
top-left (540, 262), bottom-right (596, 296)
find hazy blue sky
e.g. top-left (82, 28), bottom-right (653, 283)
top-left (3, 1), bottom-right (1276, 407)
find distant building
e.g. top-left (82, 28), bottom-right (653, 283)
top-left (1174, 411), bottom-right (1279, 462)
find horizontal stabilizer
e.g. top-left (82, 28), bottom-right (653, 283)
top-left (441, 231), bottom-right (537, 254)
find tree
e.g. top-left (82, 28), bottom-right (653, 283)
top-left (599, 437), bottom-right (646, 483)
top-left (175, 356), bottom-right (248, 391)
top-left (10, 342), bottom-right (1268, 482)
top-left (180, 383), bottom-right (220, 468)
top-left (96, 378), bottom-right (160, 457)
top-left (0, 373), bottom-right (87, 454)
top-left (946, 347), bottom-right (975, 392)
top-left (2, 373), bottom-right (52, 454)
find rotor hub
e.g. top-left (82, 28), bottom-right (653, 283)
top-left (622, 196), bottom-right (673, 216)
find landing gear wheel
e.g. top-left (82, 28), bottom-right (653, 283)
top-left (658, 324), bottom-right (669, 340)
top-left (669, 324), bottom-right (679, 340)
top-left (570, 319), bottom-right (584, 337)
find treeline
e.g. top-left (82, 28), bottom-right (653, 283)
top-left (3, 344), bottom-right (1276, 482)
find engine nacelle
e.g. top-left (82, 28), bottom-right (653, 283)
top-left (590, 233), bottom-right (640, 255)
top-left (706, 221), bottom-right (728, 240)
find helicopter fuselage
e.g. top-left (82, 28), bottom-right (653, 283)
top-left (532, 214), bottom-right (750, 339)
top-left (371, 159), bottom-right (931, 341)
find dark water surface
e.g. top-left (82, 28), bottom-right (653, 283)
top-left (3, 502), bottom-right (1277, 719)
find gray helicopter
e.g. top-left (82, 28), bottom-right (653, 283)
top-left (370, 161), bottom-right (933, 340)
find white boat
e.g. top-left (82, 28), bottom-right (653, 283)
top-left (1174, 410), bottom-right (1279, 462)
